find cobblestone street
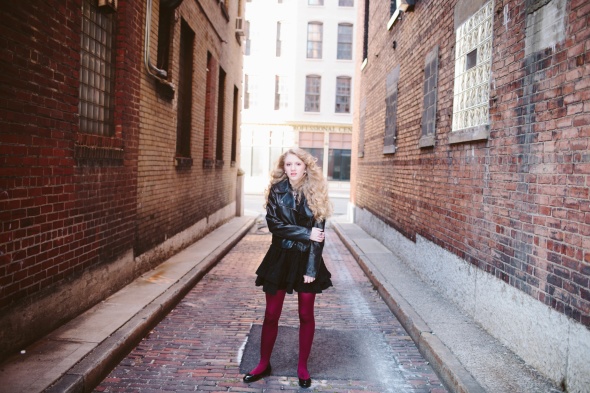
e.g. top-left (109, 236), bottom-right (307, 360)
top-left (94, 221), bottom-right (447, 393)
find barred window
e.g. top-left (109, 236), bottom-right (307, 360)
top-left (335, 76), bottom-right (351, 113)
top-left (307, 22), bottom-right (323, 59)
top-left (305, 75), bottom-right (321, 112)
top-left (79, 0), bottom-right (115, 136)
top-left (337, 23), bottom-right (353, 60)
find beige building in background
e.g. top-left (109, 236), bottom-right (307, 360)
top-left (241, 0), bottom-right (357, 194)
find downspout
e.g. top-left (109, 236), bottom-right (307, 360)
top-left (144, 0), bottom-right (178, 90)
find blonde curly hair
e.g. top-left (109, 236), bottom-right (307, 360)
top-left (265, 147), bottom-right (333, 222)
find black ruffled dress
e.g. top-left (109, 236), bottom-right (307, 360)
top-left (255, 179), bottom-right (332, 294)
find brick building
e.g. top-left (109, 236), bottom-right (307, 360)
top-left (0, 0), bottom-right (244, 359)
top-left (352, 0), bottom-right (589, 391)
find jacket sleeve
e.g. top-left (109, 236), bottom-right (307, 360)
top-left (304, 219), bottom-right (325, 278)
top-left (265, 188), bottom-right (311, 242)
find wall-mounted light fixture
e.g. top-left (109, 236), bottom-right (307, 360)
top-left (397, 0), bottom-right (415, 12)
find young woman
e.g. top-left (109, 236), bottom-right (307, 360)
top-left (243, 147), bottom-right (333, 388)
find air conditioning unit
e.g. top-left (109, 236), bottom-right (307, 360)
top-left (98, 0), bottom-right (117, 12)
top-left (396, 0), bottom-right (415, 12)
top-left (235, 17), bottom-right (245, 36)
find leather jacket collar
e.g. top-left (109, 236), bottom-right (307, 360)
top-left (273, 178), bottom-right (312, 218)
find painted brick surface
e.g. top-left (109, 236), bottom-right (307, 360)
top-left (352, 0), bottom-right (590, 328)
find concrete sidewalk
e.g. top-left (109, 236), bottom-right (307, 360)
top-left (330, 219), bottom-right (561, 393)
top-left (0, 213), bottom-right (561, 393)
top-left (0, 215), bottom-right (256, 393)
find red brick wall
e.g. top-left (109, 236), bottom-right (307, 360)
top-left (135, 0), bottom-right (243, 257)
top-left (0, 0), bottom-right (141, 353)
top-left (353, 0), bottom-right (590, 327)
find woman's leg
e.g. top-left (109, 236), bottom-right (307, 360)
top-left (249, 289), bottom-right (287, 374)
top-left (297, 291), bottom-right (316, 380)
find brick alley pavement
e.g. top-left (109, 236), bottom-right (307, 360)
top-left (94, 220), bottom-right (448, 393)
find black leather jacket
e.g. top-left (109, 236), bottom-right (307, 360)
top-left (266, 178), bottom-right (326, 278)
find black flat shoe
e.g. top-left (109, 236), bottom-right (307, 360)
top-left (243, 364), bottom-right (271, 383)
top-left (298, 377), bottom-right (311, 388)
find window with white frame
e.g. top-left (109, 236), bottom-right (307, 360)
top-left (339, 0), bottom-right (354, 6)
top-left (274, 75), bottom-right (289, 110)
top-left (308, 0), bottom-right (324, 5)
top-left (245, 20), bottom-right (251, 55)
top-left (335, 76), bottom-right (351, 113)
top-left (307, 22), bottom-right (323, 59)
top-left (276, 21), bottom-right (282, 57)
top-left (305, 75), bottom-right (321, 112)
top-left (451, 1), bottom-right (493, 138)
top-left (244, 74), bottom-right (258, 109)
top-left (337, 23), bottom-right (353, 60)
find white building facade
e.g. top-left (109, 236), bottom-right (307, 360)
top-left (241, 0), bottom-right (357, 193)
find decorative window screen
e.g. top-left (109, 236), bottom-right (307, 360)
top-left (452, 1), bottom-right (493, 132)
top-left (305, 75), bottom-right (321, 112)
top-left (307, 22), bottom-right (323, 59)
top-left (79, 0), bottom-right (115, 136)
top-left (337, 23), bottom-right (353, 60)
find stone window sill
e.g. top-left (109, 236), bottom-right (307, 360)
top-left (448, 125), bottom-right (489, 144)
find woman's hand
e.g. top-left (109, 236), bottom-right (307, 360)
top-left (303, 275), bottom-right (316, 284)
top-left (310, 227), bottom-right (325, 242)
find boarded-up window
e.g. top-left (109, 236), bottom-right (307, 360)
top-left (358, 98), bottom-right (366, 157)
top-left (419, 46), bottom-right (439, 148)
top-left (383, 65), bottom-right (399, 154)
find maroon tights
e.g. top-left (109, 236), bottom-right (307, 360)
top-left (249, 290), bottom-right (316, 380)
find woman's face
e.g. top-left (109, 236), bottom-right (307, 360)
top-left (284, 153), bottom-right (307, 184)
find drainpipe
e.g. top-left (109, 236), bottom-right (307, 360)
top-left (144, 0), bottom-right (183, 89)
